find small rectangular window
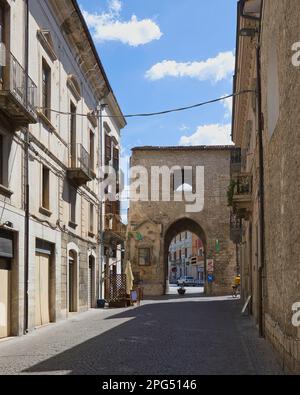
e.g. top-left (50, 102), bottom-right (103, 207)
top-left (70, 187), bottom-right (77, 225)
top-left (42, 59), bottom-right (51, 120)
top-left (42, 166), bottom-right (50, 209)
top-left (89, 203), bottom-right (94, 233)
top-left (138, 248), bottom-right (150, 266)
top-left (70, 102), bottom-right (77, 167)
top-left (105, 133), bottom-right (112, 165)
top-left (89, 130), bottom-right (95, 171)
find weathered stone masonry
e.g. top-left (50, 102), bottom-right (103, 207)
top-left (127, 146), bottom-right (237, 297)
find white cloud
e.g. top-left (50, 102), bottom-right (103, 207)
top-left (145, 51), bottom-right (235, 82)
top-left (82, 1), bottom-right (162, 47)
top-left (109, 0), bottom-right (122, 14)
top-left (179, 124), bottom-right (233, 146)
top-left (222, 95), bottom-right (233, 119)
top-left (179, 124), bottom-right (190, 132)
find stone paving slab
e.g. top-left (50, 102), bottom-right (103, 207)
top-left (0, 295), bottom-right (286, 375)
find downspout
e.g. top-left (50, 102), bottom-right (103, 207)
top-left (23, 0), bottom-right (30, 334)
top-left (97, 102), bottom-right (106, 300)
top-left (256, 0), bottom-right (265, 338)
top-left (98, 103), bottom-right (103, 300)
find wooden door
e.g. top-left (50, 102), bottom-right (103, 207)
top-left (35, 253), bottom-right (50, 327)
top-left (88, 260), bottom-right (94, 308)
top-left (0, 259), bottom-right (11, 338)
top-left (69, 259), bottom-right (74, 312)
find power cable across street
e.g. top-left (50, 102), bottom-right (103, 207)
top-left (37, 90), bottom-right (255, 120)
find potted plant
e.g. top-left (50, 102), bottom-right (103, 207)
top-left (227, 179), bottom-right (237, 207)
top-left (177, 286), bottom-right (186, 295)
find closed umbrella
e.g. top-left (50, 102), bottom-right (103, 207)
top-left (125, 261), bottom-right (134, 295)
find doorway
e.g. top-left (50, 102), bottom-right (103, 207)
top-left (164, 218), bottom-right (207, 295)
top-left (88, 256), bottom-right (95, 308)
top-left (0, 258), bottom-right (11, 338)
top-left (35, 253), bottom-right (50, 327)
top-left (69, 250), bottom-right (78, 313)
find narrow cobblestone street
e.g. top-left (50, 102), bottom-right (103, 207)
top-left (0, 295), bottom-right (285, 375)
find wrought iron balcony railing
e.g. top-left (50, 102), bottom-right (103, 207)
top-left (0, 52), bottom-right (37, 129)
top-left (233, 174), bottom-right (252, 195)
top-left (67, 143), bottom-right (95, 186)
top-left (232, 174), bottom-right (253, 219)
top-left (10, 52), bottom-right (37, 115)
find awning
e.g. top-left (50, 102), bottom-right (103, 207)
top-left (0, 229), bottom-right (14, 258)
top-left (124, 261), bottom-right (134, 294)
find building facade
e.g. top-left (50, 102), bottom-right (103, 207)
top-left (168, 232), bottom-right (205, 284)
top-left (126, 146), bottom-right (237, 297)
top-left (0, 0), bottom-right (125, 339)
top-left (231, 0), bottom-right (300, 372)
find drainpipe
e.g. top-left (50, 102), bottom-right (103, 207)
top-left (256, 14), bottom-right (265, 338)
top-left (97, 102), bottom-right (107, 300)
top-left (23, 0), bottom-right (30, 334)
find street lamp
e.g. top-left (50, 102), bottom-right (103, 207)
top-left (240, 0), bottom-right (262, 20)
top-left (239, 28), bottom-right (259, 38)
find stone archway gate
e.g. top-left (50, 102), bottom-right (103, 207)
top-left (126, 146), bottom-right (238, 297)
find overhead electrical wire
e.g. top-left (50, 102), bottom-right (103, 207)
top-left (37, 90), bottom-right (254, 120)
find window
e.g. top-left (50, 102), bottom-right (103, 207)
top-left (113, 146), bottom-right (119, 171)
top-left (112, 200), bottom-right (120, 216)
top-left (42, 166), bottom-right (50, 209)
top-left (105, 133), bottom-right (112, 165)
top-left (89, 130), bottom-right (95, 171)
top-left (89, 203), bottom-right (94, 234)
top-left (70, 102), bottom-right (76, 166)
top-left (173, 167), bottom-right (193, 192)
top-left (42, 59), bottom-right (51, 120)
top-left (138, 248), bottom-right (150, 266)
top-left (0, 4), bottom-right (5, 82)
top-left (185, 248), bottom-right (188, 258)
top-left (0, 134), bottom-right (3, 185)
top-left (69, 186), bottom-right (77, 226)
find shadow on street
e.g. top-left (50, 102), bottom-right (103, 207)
top-left (22, 298), bottom-right (284, 375)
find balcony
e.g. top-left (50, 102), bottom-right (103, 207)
top-left (0, 52), bottom-right (37, 129)
top-left (232, 174), bottom-right (252, 219)
top-left (104, 214), bottom-right (127, 243)
top-left (67, 143), bottom-right (95, 187)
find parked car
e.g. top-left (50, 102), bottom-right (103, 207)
top-left (177, 276), bottom-right (196, 287)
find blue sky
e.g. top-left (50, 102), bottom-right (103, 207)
top-left (80, 0), bottom-right (238, 221)
top-left (80, 0), bottom-right (237, 155)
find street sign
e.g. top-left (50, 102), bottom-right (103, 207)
top-left (207, 274), bottom-right (215, 283)
top-left (190, 256), bottom-right (197, 265)
top-left (207, 259), bottom-right (214, 273)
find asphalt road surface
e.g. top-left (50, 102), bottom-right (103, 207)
top-left (0, 295), bottom-right (285, 375)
